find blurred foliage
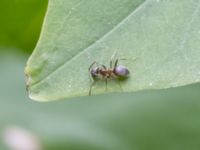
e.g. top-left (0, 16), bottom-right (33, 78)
top-left (0, 0), bottom-right (48, 54)
top-left (0, 0), bottom-right (200, 150)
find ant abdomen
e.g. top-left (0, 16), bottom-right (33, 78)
top-left (114, 65), bottom-right (130, 78)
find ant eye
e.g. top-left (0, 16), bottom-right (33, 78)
top-left (115, 65), bottom-right (129, 77)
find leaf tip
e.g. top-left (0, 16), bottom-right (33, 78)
top-left (24, 66), bottom-right (47, 102)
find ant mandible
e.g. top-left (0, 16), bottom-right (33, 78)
top-left (88, 51), bottom-right (130, 96)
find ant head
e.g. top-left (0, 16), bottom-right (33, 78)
top-left (90, 67), bottom-right (99, 78)
top-left (114, 65), bottom-right (129, 78)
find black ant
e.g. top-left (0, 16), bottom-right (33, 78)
top-left (88, 52), bottom-right (130, 95)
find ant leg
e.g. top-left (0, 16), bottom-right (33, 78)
top-left (101, 65), bottom-right (107, 70)
top-left (114, 59), bottom-right (118, 68)
top-left (110, 50), bottom-right (117, 69)
top-left (110, 60), bottom-right (113, 69)
top-left (88, 61), bottom-right (97, 71)
top-left (113, 57), bottom-right (138, 67)
top-left (89, 80), bottom-right (96, 96)
top-left (119, 57), bottom-right (138, 62)
top-left (105, 78), bottom-right (108, 91)
top-left (89, 61), bottom-right (98, 82)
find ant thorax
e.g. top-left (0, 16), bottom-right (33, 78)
top-left (90, 66), bottom-right (114, 79)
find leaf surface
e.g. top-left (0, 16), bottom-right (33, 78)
top-left (25, 0), bottom-right (200, 101)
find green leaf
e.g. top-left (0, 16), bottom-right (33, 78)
top-left (25, 0), bottom-right (200, 101)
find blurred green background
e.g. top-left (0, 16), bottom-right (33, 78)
top-left (0, 1), bottom-right (200, 150)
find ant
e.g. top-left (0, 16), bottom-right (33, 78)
top-left (88, 51), bottom-right (130, 96)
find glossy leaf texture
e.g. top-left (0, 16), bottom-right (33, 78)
top-left (25, 0), bottom-right (200, 101)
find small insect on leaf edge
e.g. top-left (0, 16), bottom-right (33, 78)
top-left (88, 52), bottom-right (130, 96)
